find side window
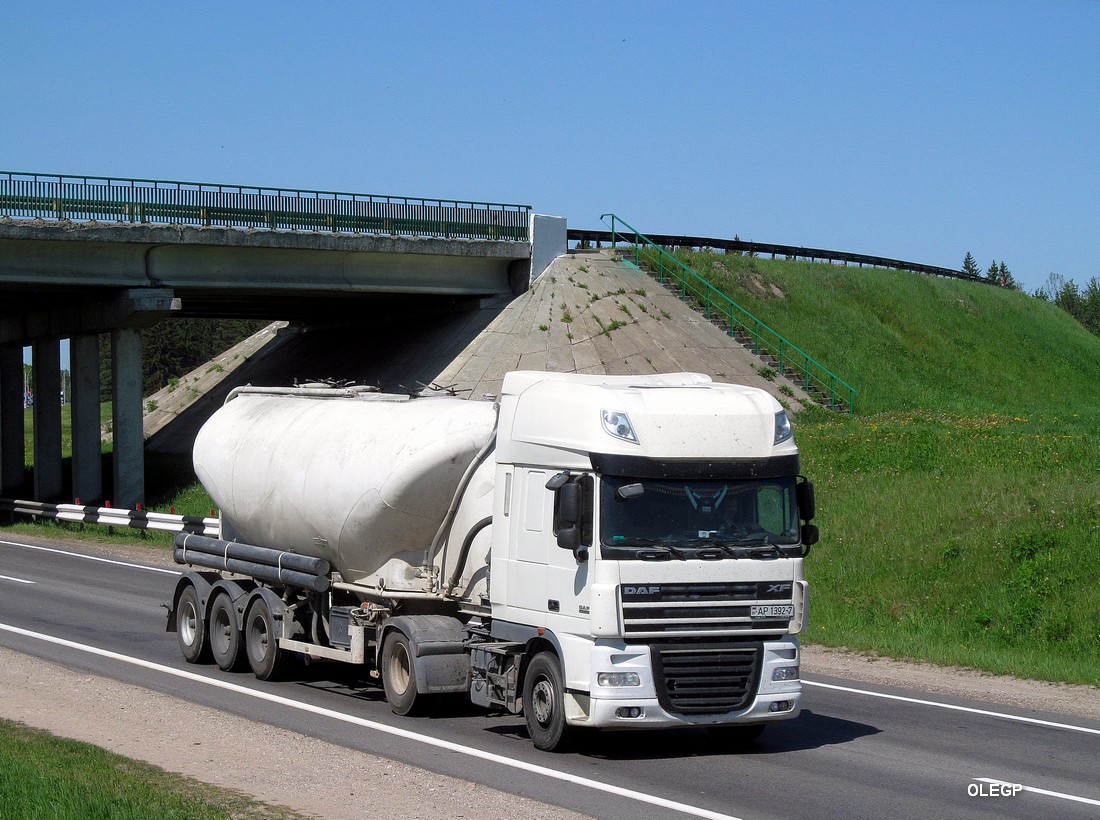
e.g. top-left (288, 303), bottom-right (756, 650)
top-left (756, 485), bottom-right (786, 535)
top-left (524, 471), bottom-right (547, 533)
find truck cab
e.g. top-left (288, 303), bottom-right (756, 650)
top-left (479, 372), bottom-right (816, 748)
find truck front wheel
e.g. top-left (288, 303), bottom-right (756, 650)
top-left (176, 585), bottom-right (211, 664)
top-left (382, 631), bottom-right (420, 715)
top-left (523, 652), bottom-right (570, 752)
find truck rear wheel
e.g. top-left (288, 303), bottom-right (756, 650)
top-left (244, 597), bottom-right (288, 680)
top-left (382, 631), bottom-right (420, 715)
top-left (523, 652), bottom-right (570, 752)
top-left (176, 585), bottom-right (211, 664)
top-left (209, 593), bottom-right (245, 672)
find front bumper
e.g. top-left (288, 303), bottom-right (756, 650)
top-left (567, 639), bottom-right (802, 729)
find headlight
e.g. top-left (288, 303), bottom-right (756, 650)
top-left (772, 665), bottom-right (800, 682)
top-left (774, 410), bottom-right (793, 444)
top-left (598, 671), bottom-right (641, 687)
top-left (601, 409), bottom-right (639, 444)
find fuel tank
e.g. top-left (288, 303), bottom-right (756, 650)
top-left (192, 387), bottom-right (497, 587)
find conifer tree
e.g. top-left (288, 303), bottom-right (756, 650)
top-left (962, 252), bottom-right (981, 278)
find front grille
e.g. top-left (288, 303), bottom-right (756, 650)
top-left (620, 581), bottom-right (794, 637)
top-left (652, 642), bottom-right (762, 715)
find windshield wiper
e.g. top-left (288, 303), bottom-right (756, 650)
top-left (708, 537), bottom-right (783, 559)
top-left (611, 537), bottom-right (690, 560)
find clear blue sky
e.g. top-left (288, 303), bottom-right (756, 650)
top-left (3, 1), bottom-right (1097, 295)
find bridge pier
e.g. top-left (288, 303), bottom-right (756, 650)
top-left (32, 339), bottom-right (63, 500)
top-left (0, 345), bottom-right (24, 497)
top-left (70, 334), bottom-right (102, 504)
top-left (110, 327), bottom-right (144, 509)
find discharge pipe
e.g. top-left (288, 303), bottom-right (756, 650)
top-left (174, 533), bottom-right (331, 593)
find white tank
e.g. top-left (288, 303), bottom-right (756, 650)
top-left (193, 388), bottom-right (497, 588)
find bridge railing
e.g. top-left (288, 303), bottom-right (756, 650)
top-left (0, 171), bottom-right (531, 241)
top-left (602, 214), bottom-right (858, 412)
top-left (569, 228), bottom-right (992, 285)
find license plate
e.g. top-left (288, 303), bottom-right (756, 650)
top-left (751, 604), bottom-right (794, 620)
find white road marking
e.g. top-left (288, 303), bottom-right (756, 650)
top-left (0, 574), bottom-right (35, 585)
top-left (0, 539), bottom-right (181, 576)
top-left (0, 622), bottom-right (742, 820)
top-left (975, 777), bottom-right (1100, 808)
top-left (803, 679), bottom-right (1100, 736)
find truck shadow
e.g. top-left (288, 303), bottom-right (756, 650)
top-left (485, 710), bottom-right (879, 759)
top-left (286, 665), bottom-right (879, 757)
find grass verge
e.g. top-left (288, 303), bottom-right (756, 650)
top-left (0, 719), bottom-right (303, 819)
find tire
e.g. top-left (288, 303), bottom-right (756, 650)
top-left (208, 593), bottom-right (246, 672)
top-left (707, 723), bottom-right (765, 747)
top-left (523, 652), bottom-right (571, 752)
top-left (244, 597), bottom-right (288, 681)
top-left (382, 631), bottom-right (420, 716)
top-left (176, 585), bottom-right (211, 664)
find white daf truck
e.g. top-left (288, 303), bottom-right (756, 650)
top-left (167, 370), bottom-right (818, 751)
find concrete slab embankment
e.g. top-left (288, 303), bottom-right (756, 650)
top-left (433, 251), bottom-right (808, 406)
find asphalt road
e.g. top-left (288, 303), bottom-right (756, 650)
top-left (2, 534), bottom-right (1098, 820)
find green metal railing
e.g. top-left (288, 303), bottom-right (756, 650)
top-left (602, 214), bottom-right (858, 412)
top-left (0, 171), bottom-right (531, 241)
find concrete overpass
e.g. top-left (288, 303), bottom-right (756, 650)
top-left (0, 171), bottom-right (566, 508)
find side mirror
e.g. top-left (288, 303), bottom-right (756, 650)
top-left (557, 482), bottom-right (581, 525)
top-left (552, 475), bottom-right (591, 562)
top-left (545, 472), bottom-right (571, 491)
top-left (557, 524), bottom-right (580, 552)
top-left (797, 479), bottom-right (816, 522)
top-left (801, 523), bottom-right (819, 548)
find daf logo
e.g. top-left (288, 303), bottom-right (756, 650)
top-left (623, 586), bottom-right (660, 596)
top-left (767, 583), bottom-right (792, 594)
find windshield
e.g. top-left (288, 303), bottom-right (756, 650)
top-left (600, 475), bottom-right (801, 560)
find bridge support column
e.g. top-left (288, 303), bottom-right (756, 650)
top-left (32, 338), bottom-right (63, 500)
top-left (71, 334), bottom-right (103, 504)
top-left (111, 328), bottom-right (144, 509)
top-left (1, 345), bottom-right (25, 497)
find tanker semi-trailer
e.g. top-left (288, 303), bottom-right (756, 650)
top-left (167, 370), bottom-right (818, 751)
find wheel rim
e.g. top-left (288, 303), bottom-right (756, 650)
top-left (179, 600), bottom-right (198, 647)
top-left (387, 639), bottom-right (411, 695)
top-left (248, 612), bottom-right (270, 661)
top-left (212, 605), bottom-right (232, 655)
top-left (532, 677), bottom-right (555, 726)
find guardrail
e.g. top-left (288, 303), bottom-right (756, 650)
top-left (568, 228), bottom-right (993, 286)
top-left (601, 214), bottom-right (858, 413)
top-left (0, 497), bottom-right (219, 536)
top-left (0, 171), bottom-right (531, 242)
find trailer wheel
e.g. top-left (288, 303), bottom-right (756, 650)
top-left (244, 597), bottom-right (287, 681)
top-left (523, 652), bottom-right (570, 752)
top-left (209, 593), bottom-right (245, 672)
top-left (382, 631), bottom-right (420, 715)
top-left (176, 585), bottom-right (211, 664)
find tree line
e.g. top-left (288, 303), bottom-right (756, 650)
top-left (962, 252), bottom-right (1017, 289)
top-left (963, 252), bottom-right (1099, 337)
top-left (1033, 273), bottom-right (1100, 337)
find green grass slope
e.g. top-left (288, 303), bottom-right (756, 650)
top-left (673, 250), bottom-right (1100, 685)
